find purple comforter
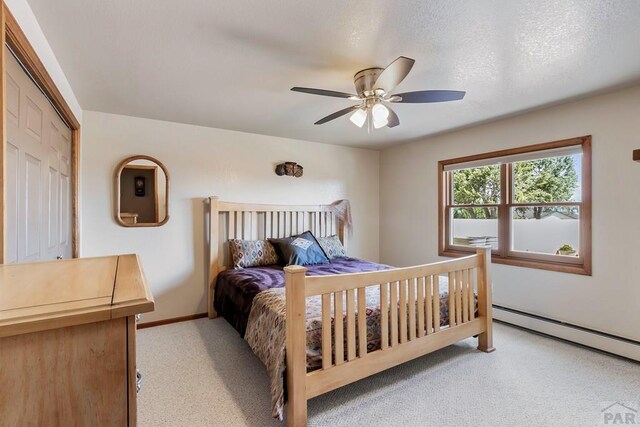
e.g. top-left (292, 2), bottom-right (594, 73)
top-left (214, 257), bottom-right (391, 336)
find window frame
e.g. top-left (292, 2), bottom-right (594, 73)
top-left (438, 136), bottom-right (592, 275)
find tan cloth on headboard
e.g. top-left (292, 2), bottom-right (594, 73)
top-left (329, 199), bottom-right (352, 236)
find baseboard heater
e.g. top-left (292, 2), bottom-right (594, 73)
top-left (493, 305), bottom-right (640, 362)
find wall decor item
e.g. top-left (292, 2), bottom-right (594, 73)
top-left (134, 176), bottom-right (146, 197)
top-left (634, 149), bottom-right (640, 162)
top-left (275, 161), bottom-right (303, 177)
top-left (114, 155), bottom-right (170, 227)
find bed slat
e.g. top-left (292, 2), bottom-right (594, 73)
top-left (357, 288), bottom-right (367, 358)
top-left (298, 211), bottom-right (304, 234)
top-left (462, 269), bottom-right (469, 323)
top-left (244, 212), bottom-right (251, 240)
top-left (322, 293), bottom-right (332, 370)
top-left (390, 281), bottom-right (398, 347)
top-left (399, 280), bottom-right (407, 344)
top-left (265, 211), bottom-right (272, 238)
top-left (433, 275), bottom-right (440, 332)
top-left (346, 289), bottom-right (356, 361)
top-left (456, 270), bottom-right (463, 325)
top-left (380, 283), bottom-right (389, 350)
top-left (229, 212), bottom-right (236, 240)
top-left (289, 211), bottom-right (294, 236)
top-left (448, 272), bottom-right (456, 327)
top-left (417, 276), bottom-right (425, 338)
top-left (334, 291), bottom-right (344, 365)
top-left (425, 275), bottom-right (433, 335)
top-left (330, 212), bottom-right (334, 235)
top-left (469, 268), bottom-right (476, 321)
top-left (324, 212), bottom-right (329, 237)
top-left (408, 278), bottom-right (416, 341)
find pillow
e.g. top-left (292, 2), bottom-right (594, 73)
top-left (228, 239), bottom-right (279, 269)
top-left (269, 231), bottom-right (330, 266)
top-left (317, 235), bottom-right (347, 259)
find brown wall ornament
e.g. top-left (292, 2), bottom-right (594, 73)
top-left (275, 161), bottom-right (303, 177)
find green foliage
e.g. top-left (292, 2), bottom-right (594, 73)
top-left (452, 165), bottom-right (500, 219)
top-left (452, 156), bottom-right (578, 220)
top-left (558, 244), bottom-right (575, 252)
top-left (513, 156), bottom-right (578, 219)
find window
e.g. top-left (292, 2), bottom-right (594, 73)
top-left (438, 136), bottom-right (591, 275)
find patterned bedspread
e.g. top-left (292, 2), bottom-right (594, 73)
top-left (244, 260), bottom-right (463, 420)
top-left (215, 257), bottom-right (390, 336)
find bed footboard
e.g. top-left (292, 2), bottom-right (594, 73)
top-left (285, 247), bottom-right (494, 426)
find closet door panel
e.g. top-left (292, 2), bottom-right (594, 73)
top-left (5, 46), bottom-right (72, 262)
top-left (6, 142), bottom-right (19, 264)
top-left (22, 153), bottom-right (42, 261)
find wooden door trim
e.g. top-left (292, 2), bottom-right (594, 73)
top-left (0, 7), bottom-right (6, 264)
top-left (0, 4), bottom-right (81, 261)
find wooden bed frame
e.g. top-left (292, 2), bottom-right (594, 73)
top-left (207, 197), bottom-right (494, 426)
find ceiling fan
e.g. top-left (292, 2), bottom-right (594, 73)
top-left (291, 56), bottom-right (465, 130)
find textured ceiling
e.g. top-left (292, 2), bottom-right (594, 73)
top-left (26, 0), bottom-right (640, 148)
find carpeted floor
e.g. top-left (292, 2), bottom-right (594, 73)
top-left (137, 319), bottom-right (639, 427)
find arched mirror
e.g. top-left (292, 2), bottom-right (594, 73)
top-left (115, 155), bottom-right (170, 227)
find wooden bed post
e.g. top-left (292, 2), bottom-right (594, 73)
top-left (208, 196), bottom-right (220, 319)
top-left (476, 246), bottom-right (495, 353)
top-left (285, 265), bottom-right (308, 427)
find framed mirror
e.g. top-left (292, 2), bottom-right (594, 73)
top-left (115, 155), bottom-right (170, 227)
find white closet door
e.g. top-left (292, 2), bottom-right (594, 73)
top-left (5, 47), bottom-right (72, 263)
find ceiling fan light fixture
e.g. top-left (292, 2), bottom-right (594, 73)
top-left (292, 56), bottom-right (466, 130)
top-left (349, 108), bottom-right (367, 128)
top-left (373, 117), bottom-right (388, 129)
top-left (372, 103), bottom-right (389, 122)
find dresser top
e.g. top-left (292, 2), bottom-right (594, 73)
top-left (0, 254), bottom-right (154, 337)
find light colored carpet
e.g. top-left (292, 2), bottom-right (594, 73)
top-left (137, 319), bottom-right (639, 427)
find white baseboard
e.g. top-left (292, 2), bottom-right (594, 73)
top-left (493, 306), bottom-right (640, 362)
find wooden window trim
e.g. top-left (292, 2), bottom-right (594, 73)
top-left (0, 4), bottom-right (81, 261)
top-left (438, 135), bottom-right (592, 276)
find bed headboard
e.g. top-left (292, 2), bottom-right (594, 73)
top-left (206, 196), bottom-right (348, 318)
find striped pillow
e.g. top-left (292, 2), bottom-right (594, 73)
top-left (229, 239), bottom-right (279, 269)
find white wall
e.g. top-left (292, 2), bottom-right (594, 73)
top-left (380, 85), bottom-right (640, 341)
top-left (81, 111), bottom-right (379, 323)
top-left (4, 0), bottom-right (82, 122)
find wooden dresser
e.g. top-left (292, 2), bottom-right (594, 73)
top-left (0, 254), bottom-right (154, 426)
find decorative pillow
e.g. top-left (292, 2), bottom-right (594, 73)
top-left (269, 231), bottom-right (330, 266)
top-left (317, 235), bottom-right (347, 259)
top-left (228, 239), bottom-right (279, 269)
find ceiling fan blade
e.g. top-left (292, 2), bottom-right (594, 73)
top-left (390, 90), bottom-right (466, 103)
top-left (386, 105), bottom-right (400, 128)
top-left (314, 105), bottom-right (360, 125)
top-left (373, 56), bottom-right (415, 92)
top-left (291, 87), bottom-right (358, 99)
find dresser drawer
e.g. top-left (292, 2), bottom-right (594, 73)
top-left (0, 318), bottom-right (129, 426)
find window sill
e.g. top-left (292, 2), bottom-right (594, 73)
top-left (439, 249), bottom-right (591, 276)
